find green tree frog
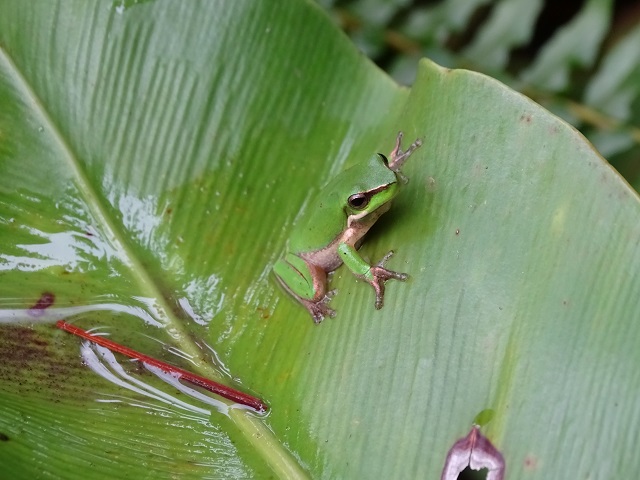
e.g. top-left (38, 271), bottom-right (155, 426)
top-left (273, 132), bottom-right (422, 324)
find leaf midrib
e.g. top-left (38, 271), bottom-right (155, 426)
top-left (0, 43), bottom-right (308, 480)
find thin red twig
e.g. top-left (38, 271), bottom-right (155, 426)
top-left (56, 320), bottom-right (267, 413)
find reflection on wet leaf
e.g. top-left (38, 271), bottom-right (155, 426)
top-left (81, 339), bottom-right (229, 415)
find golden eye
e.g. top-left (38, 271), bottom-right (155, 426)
top-left (348, 193), bottom-right (369, 210)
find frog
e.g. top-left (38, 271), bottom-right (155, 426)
top-left (273, 132), bottom-right (422, 324)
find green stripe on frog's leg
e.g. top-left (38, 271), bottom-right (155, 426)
top-left (274, 253), bottom-right (334, 323)
top-left (337, 243), bottom-right (374, 280)
top-left (338, 243), bottom-right (408, 310)
top-left (273, 253), bottom-right (318, 301)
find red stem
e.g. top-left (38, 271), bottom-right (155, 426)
top-left (56, 320), bottom-right (267, 413)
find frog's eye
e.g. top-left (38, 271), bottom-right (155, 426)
top-left (378, 153), bottom-right (389, 168)
top-left (348, 193), bottom-right (369, 210)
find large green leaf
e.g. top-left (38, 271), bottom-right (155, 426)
top-left (1, 0), bottom-right (639, 478)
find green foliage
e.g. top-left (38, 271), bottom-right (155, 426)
top-left (325, 0), bottom-right (640, 189)
top-left (0, 0), bottom-right (639, 478)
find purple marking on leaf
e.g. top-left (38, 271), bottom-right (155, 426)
top-left (28, 292), bottom-right (55, 317)
top-left (441, 426), bottom-right (505, 480)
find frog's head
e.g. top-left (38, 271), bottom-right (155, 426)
top-left (343, 153), bottom-right (400, 220)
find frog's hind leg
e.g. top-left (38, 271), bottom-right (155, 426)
top-left (273, 254), bottom-right (336, 324)
top-left (300, 291), bottom-right (336, 325)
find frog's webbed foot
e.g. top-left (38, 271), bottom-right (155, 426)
top-left (302, 290), bottom-right (336, 324)
top-left (368, 251), bottom-right (408, 310)
top-left (388, 131), bottom-right (422, 173)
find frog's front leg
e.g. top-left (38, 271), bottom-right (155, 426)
top-left (273, 253), bottom-right (336, 324)
top-left (337, 243), bottom-right (408, 310)
top-left (388, 131), bottom-right (423, 172)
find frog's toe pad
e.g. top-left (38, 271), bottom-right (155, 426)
top-left (369, 252), bottom-right (408, 309)
top-left (303, 295), bottom-right (336, 324)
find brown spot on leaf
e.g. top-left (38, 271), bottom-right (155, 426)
top-left (520, 114), bottom-right (532, 123)
top-left (28, 292), bottom-right (55, 317)
top-left (524, 455), bottom-right (538, 471)
top-left (0, 325), bottom-right (86, 399)
top-left (256, 307), bottom-right (271, 319)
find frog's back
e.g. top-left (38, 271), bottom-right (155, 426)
top-left (289, 187), bottom-right (346, 253)
top-left (288, 154), bottom-right (397, 254)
